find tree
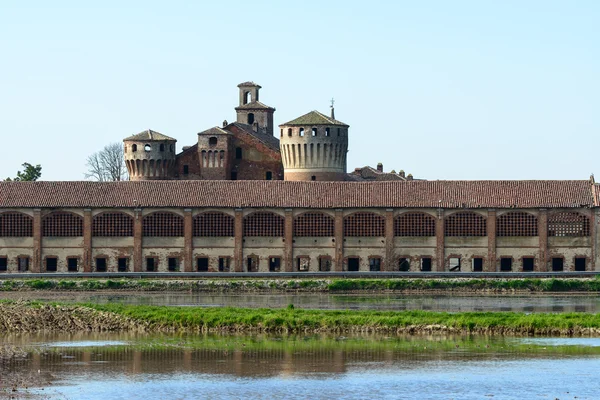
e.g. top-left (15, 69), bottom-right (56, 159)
top-left (85, 143), bottom-right (127, 181)
top-left (5, 163), bottom-right (42, 181)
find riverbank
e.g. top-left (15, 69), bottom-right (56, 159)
top-left (1, 301), bottom-right (599, 336)
top-left (1, 277), bottom-right (600, 293)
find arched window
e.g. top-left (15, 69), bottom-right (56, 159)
top-left (193, 212), bottom-right (234, 237)
top-left (325, 127), bottom-right (330, 137)
top-left (0, 212), bottom-right (33, 237)
top-left (132, 144), bottom-right (137, 152)
top-left (235, 147), bottom-right (242, 160)
top-left (243, 212), bottom-right (284, 237)
top-left (93, 212), bottom-right (134, 237)
top-left (288, 128), bottom-right (292, 137)
top-left (394, 212), bottom-right (435, 237)
top-left (244, 91), bottom-right (251, 104)
top-left (247, 113), bottom-right (255, 125)
top-left (294, 212), bottom-right (334, 237)
top-left (43, 212), bottom-right (83, 237)
top-left (344, 212), bottom-right (385, 237)
top-left (299, 128), bottom-right (304, 137)
top-left (143, 212), bottom-right (183, 237)
top-left (444, 212), bottom-right (487, 237)
top-left (337, 128), bottom-right (341, 136)
top-left (280, 129), bottom-right (283, 137)
top-left (312, 127), bottom-right (318, 137)
top-left (159, 144), bottom-right (165, 152)
top-left (144, 144), bottom-right (151, 152)
top-left (497, 212), bottom-right (538, 237)
top-left (548, 212), bottom-right (590, 237)
top-left (209, 137), bottom-right (218, 146)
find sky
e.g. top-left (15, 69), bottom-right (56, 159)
top-left (0, 0), bottom-right (598, 181)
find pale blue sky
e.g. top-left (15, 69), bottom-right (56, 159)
top-left (1, 1), bottom-right (598, 181)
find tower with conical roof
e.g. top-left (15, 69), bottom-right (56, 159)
top-left (235, 82), bottom-right (275, 136)
top-left (279, 107), bottom-right (349, 181)
top-left (123, 129), bottom-right (177, 180)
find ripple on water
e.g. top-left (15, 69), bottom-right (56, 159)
top-left (519, 337), bottom-right (600, 347)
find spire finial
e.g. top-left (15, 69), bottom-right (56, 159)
top-left (330, 98), bottom-right (335, 119)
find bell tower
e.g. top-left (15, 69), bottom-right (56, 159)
top-left (235, 81), bottom-right (275, 136)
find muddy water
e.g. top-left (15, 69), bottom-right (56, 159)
top-left (3, 333), bottom-right (600, 399)
top-left (1, 291), bottom-right (600, 312)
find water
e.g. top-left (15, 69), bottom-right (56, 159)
top-left (3, 333), bottom-right (600, 399)
top-left (2, 291), bottom-right (600, 312)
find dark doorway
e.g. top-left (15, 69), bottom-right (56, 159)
top-left (269, 257), bottom-right (281, 272)
top-left (0, 258), bottom-right (7, 272)
top-left (500, 257), bottom-right (512, 272)
top-left (197, 257), bottom-right (209, 272)
top-left (218, 257), bottom-right (230, 272)
top-left (145, 258), bottom-right (155, 272)
top-left (369, 258), bottom-right (381, 271)
top-left (575, 257), bottom-right (586, 272)
top-left (18, 257), bottom-right (29, 272)
top-left (522, 257), bottom-right (534, 272)
top-left (67, 258), bottom-right (78, 272)
top-left (552, 257), bottom-right (564, 272)
top-left (46, 257), bottom-right (57, 272)
top-left (266, 171), bottom-right (272, 180)
top-left (96, 257), bottom-right (107, 272)
top-left (118, 258), bottom-right (128, 272)
top-left (472, 257), bottom-right (483, 272)
top-left (398, 258), bottom-right (410, 272)
top-left (247, 256), bottom-right (258, 272)
top-left (347, 257), bottom-right (359, 272)
top-left (421, 257), bottom-right (432, 272)
top-left (168, 257), bottom-right (179, 272)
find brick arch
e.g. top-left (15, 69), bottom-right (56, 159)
top-left (497, 211), bottom-right (538, 237)
top-left (243, 211), bottom-right (284, 237)
top-left (548, 211), bottom-right (590, 237)
top-left (43, 211), bottom-right (83, 237)
top-left (193, 212), bottom-right (234, 237)
top-left (0, 211), bottom-right (33, 237)
top-left (143, 212), bottom-right (183, 237)
top-left (394, 212), bottom-right (435, 237)
top-left (344, 212), bottom-right (385, 237)
top-left (293, 212), bottom-right (334, 237)
top-left (444, 211), bottom-right (486, 237)
top-left (92, 212), bottom-right (134, 237)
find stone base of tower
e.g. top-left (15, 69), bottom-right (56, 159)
top-left (284, 171), bottom-right (347, 182)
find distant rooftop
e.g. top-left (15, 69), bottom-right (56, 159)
top-left (237, 81), bottom-right (261, 88)
top-left (123, 129), bottom-right (176, 142)
top-left (280, 110), bottom-right (348, 127)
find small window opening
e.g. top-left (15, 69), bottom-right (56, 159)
top-left (218, 257), bottom-right (230, 272)
top-left (118, 258), bottom-right (128, 272)
top-left (325, 127), bottom-right (330, 137)
top-left (500, 257), bottom-right (512, 272)
top-left (552, 257), bottom-right (564, 272)
top-left (96, 257), bottom-right (107, 272)
top-left (522, 257), bottom-right (534, 272)
top-left (319, 257), bottom-right (332, 271)
top-left (231, 171), bottom-right (238, 180)
top-left (132, 144), bottom-right (137, 152)
top-left (235, 147), bottom-right (242, 159)
top-left (369, 257), bottom-right (381, 272)
top-left (311, 175), bottom-right (316, 181)
top-left (183, 165), bottom-right (189, 175)
top-left (18, 257), bottom-right (29, 272)
top-left (247, 255), bottom-right (258, 272)
top-left (170, 144), bottom-right (173, 152)
top-left (299, 128), bottom-right (304, 137)
top-left (575, 257), bottom-right (586, 272)
top-left (337, 128), bottom-right (341, 136)
top-left (421, 257), bottom-right (432, 272)
top-left (146, 257), bottom-right (155, 272)
top-left (347, 257), bottom-right (360, 272)
top-left (168, 257), bottom-right (179, 272)
top-left (159, 144), bottom-right (165, 152)
top-left (269, 257), bottom-right (281, 272)
top-left (197, 257), bottom-right (209, 272)
top-left (296, 257), bottom-right (310, 272)
top-left (46, 257), bottom-right (58, 272)
top-left (280, 129), bottom-right (283, 137)
top-left (0, 257), bottom-right (7, 272)
top-left (247, 113), bottom-right (255, 125)
top-left (209, 137), bottom-right (217, 146)
top-left (472, 257), bottom-right (483, 272)
top-left (67, 258), bottom-right (78, 272)
top-left (266, 171), bottom-right (272, 180)
top-left (144, 144), bottom-right (151, 152)
top-left (398, 258), bottom-right (410, 272)
top-left (449, 257), bottom-right (461, 272)
top-left (312, 127), bottom-right (318, 137)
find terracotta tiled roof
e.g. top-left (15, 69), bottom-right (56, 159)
top-left (234, 101), bottom-right (275, 111)
top-left (349, 166), bottom-right (407, 181)
top-left (237, 81), bottom-right (261, 88)
top-left (228, 123), bottom-right (280, 152)
top-left (123, 129), bottom-right (176, 142)
top-left (198, 126), bottom-right (232, 136)
top-left (280, 110), bottom-right (349, 127)
top-left (0, 180), bottom-right (594, 209)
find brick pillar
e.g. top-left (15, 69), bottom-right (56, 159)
top-left (234, 209), bottom-right (243, 272)
top-left (384, 209), bottom-right (394, 271)
top-left (334, 209), bottom-right (344, 271)
top-left (487, 209), bottom-right (496, 272)
top-left (133, 209), bottom-right (143, 272)
top-left (435, 210), bottom-right (445, 271)
top-left (284, 209), bottom-right (293, 272)
top-left (538, 209), bottom-right (548, 272)
top-left (33, 209), bottom-right (42, 273)
top-left (184, 209), bottom-right (193, 272)
top-left (83, 209), bottom-right (92, 272)
top-left (591, 210), bottom-right (597, 271)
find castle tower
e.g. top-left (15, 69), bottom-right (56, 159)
top-left (197, 126), bottom-right (233, 180)
top-left (235, 82), bottom-right (275, 136)
top-left (123, 129), bottom-right (177, 181)
top-left (279, 108), bottom-right (349, 181)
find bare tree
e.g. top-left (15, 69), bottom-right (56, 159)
top-left (85, 143), bottom-right (127, 181)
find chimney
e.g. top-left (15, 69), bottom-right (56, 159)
top-left (407, 174), bottom-right (413, 181)
top-left (222, 120), bottom-right (228, 127)
top-left (377, 163), bottom-right (383, 172)
top-left (252, 122), bottom-right (259, 132)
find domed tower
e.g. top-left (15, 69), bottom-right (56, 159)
top-left (279, 107), bottom-right (349, 181)
top-left (123, 129), bottom-right (177, 181)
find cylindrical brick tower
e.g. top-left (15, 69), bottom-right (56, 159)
top-left (279, 109), bottom-right (349, 181)
top-left (123, 129), bottom-right (177, 181)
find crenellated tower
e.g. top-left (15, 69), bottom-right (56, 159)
top-left (123, 129), bottom-right (177, 180)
